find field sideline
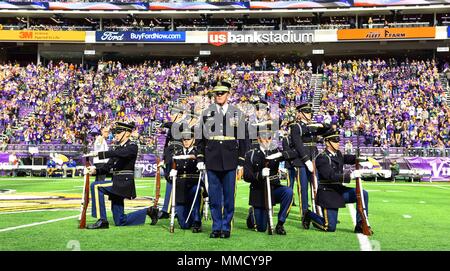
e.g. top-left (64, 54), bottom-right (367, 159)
top-left (0, 177), bottom-right (449, 251)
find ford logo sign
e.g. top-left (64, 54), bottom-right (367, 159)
top-left (100, 32), bottom-right (125, 41)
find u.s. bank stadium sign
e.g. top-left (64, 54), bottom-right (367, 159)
top-left (208, 31), bottom-right (315, 46)
top-left (95, 31), bottom-right (186, 42)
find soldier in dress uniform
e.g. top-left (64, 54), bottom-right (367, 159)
top-left (288, 103), bottom-right (329, 221)
top-left (156, 111), bottom-right (184, 221)
top-left (302, 130), bottom-right (373, 234)
top-left (281, 122), bottom-right (297, 200)
top-left (248, 100), bottom-right (272, 149)
top-left (84, 122), bottom-right (153, 229)
top-left (166, 129), bottom-right (203, 232)
top-left (196, 81), bottom-right (248, 239)
top-left (244, 124), bottom-right (297, 235)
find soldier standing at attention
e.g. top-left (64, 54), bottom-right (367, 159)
top-left (196, 81), bottom-right (248, 239)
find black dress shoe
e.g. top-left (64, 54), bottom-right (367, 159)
top-left (210, 231), bottom-right (221, 238)
top-left (87, 219), bottom-right (109, 229)
top-left (147, 207), bottom-right (159, 225)
top-left (220, 231), bottom-right (231, 239)
top-left (158, 211), bottom-right (170, 219)
top-left (192, 222), bottom-right (202, 233)
top-left (354, 224), bottom-right (374, 235)
top-left (302, 210), bottom-right (311, 230)
top-left (275, 223), bottom-right (286, 235)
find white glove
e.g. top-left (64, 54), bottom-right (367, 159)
top-left (169, 169), bottom-right (178, 178)
top-left (197, 162), bottom-right (205, 170)
top-left (157, 161), bottom-right (165, 168)
top-left (237, 166), bottom-right (243, 171)
top-left (262, 167), bottom-right (270, 177)
top-left (266, 152), bottom-right (283, 160)
top-left (351, 170), bottom-right (362, 179)
top-left (83, 166), bottom-right (96, 175)
top-left (83, 151), bottom-right (98, 158)
top-left (305, 160), bottom-right (314, 173)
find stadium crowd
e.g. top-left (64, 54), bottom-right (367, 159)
top-left (0, 58), bottom-right (314, 147)
top-left (318, 58), bottom-right (450, 148)
top-left (0, 57), bottom-right (449, 149)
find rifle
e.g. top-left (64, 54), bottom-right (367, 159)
top-left (203, 169), bottom-right (210, 220)
top-left (310, 160), bottom-right (323, 216)
top-left (78, 158), bottom-right (90, 229)
top-left (263, 162), bottom-right (274, 235)
top-left (355, 128), bottom-right (372, 236)
top-left (149, 127), bottom-right (161, 225)
top-left (169, 160), bottom-right (177, 233)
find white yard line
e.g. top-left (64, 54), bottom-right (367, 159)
top-left (0, 209), bottom-right (77, 215)
top-left (347, 204), bottom-right (372, 251)
top-left (0, 215), bottom-right (79, 233)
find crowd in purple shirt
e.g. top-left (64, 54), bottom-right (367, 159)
top-left (0, 59), bottom-right (314, 147)
top-left (317, 58), bottom-right (450, 149)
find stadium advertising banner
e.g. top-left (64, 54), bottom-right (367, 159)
top-left (136, 154), bottom-right (157, 177)
top-left (337, 27), bottom-right (436, 40)
top-left (405, 157), bottom-right (450, 182)
top-left (448, 26), bottom-right (450, 38)
top-left (95, 31), bottom-right (186, 43)
top-left (0, 30), bottom-right (86, 42)
top-left (207, 30), bottom-right (314, 46)
top-left (0, 152), bottom-right (8, 166)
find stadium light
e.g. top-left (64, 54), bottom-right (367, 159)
top-left (437, 47), bottom-right (449, 52)
top-left (84, 50), bottom-right (95, 55)
top-left (199, 50), bottom-right (211, 56)
top-left (312, 49), bottom-right (324, 55)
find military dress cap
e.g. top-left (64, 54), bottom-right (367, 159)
top-left (253, 100), bottom-right (269, 110)
top-left (181, 128), bottom-right (195, 140)
top-left (213, 79), bottom-right (232, 89)
top-left (255, 120), bottom-right (276, 139)
top-left (212, 85), bottom-right (230, 93)
top-left (112, 121), bottom-right (135, 134)
top-left (296, 103), bottom-right (313, 112)
top-left (322, 129), bottom-right (340, 142)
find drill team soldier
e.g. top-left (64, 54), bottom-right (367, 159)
top-left (196, 80), bottom-right (248, 239)
top-left (84, 122), bottom-right (153, 229)
top-left (302, 130), bottom-right (373, 234)
top-left (244, 123), bottom-right (297, 235)
top-left (288, 103), bottom-right (329, 219)
top-left (164, 129), bottom-right (203, 232)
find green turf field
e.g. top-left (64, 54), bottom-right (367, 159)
top-left (0, 177), bottom-right (449, 251)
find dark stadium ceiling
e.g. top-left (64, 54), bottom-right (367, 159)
top-left (2, 5), bottom-right (450, 19)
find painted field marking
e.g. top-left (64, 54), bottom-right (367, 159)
top-left (419, 201), bottom-right (426, 204)
top-left (403, 214), bottom-right (412, 219)
top-left (382, 200), bottom-right (389, 203)
top-left (347, 204), bottom-right (372, 251)
top-left (0, 215), bottom-right (79, 233)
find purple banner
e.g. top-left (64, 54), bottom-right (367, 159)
top-left (48, 2), bottom-right (148, 11)
top-left (405, 157), bottom-right (450, 182)
top-left (136, 154), bottom-right (158, 177)
top-left (150, 2), bottom-right (249, 10)
top-left (0, 152), bottom-right (9, 165)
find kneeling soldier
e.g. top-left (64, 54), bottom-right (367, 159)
top-left (244, 123), bottom-right (296, 235)
top-left (302, 130), bottom-right (372, 234)
top-left (84, 122), bottom-right (153, 229)
top-left (166, 129), bottom-right (202, 232)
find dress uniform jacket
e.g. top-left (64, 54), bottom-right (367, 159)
top-left (167, 146), bottom-right (200, 205)
top-left (315, 150), bottom-right (356, 209)
top-left (197, 104), bottom-right (247, 171)
top-left (243, 145), bottom-right (296, 208)
top-left (97, 139), bottom-right (138, 199)
top-left (281, 135), bottom-right (294, 170)
top-left (289, 122), bottom-right (330, 167)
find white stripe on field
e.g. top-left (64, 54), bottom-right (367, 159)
top-left (0, 209), bottom-right (76, 215)
top-left (347, 204), bottom-right (372, 251)
top-left (0, 215), bottom-right (79, 233)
